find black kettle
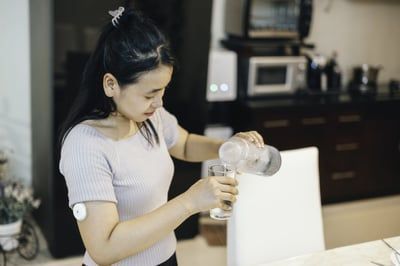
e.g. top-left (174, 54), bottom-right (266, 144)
top-left (348, 64), bottom-right (383, 95)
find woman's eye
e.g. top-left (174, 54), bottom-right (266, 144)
top-left (145, 95), bottom-right (155, 100)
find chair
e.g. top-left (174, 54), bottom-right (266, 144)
top-left (227, 147), bottom-right (325, 266)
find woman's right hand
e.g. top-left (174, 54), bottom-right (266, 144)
top-left (181, 176), bottom-right (239, 214)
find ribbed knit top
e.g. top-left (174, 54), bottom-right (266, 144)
top-left (59, 107), bottom-right (179, 266)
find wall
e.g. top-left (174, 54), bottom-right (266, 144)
top-left (0, 0), bottom-right (32, 184)
top-left (306, 0), bottom-right (400, 85)
top-left (0, 0), bottom-right (52, 188)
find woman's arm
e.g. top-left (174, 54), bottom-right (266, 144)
top-left (76, 175), bottom-right (238, 265)
top-left (78, 195), bottom-right (190, 265)
top-left (168, 126), bottom-right (223, 162)
top-left (169, 126), bottom-right (265, 162)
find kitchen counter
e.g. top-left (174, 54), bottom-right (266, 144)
top-left (240, 90), bottom-right (400, 109)
top-left (262, 236), bottom-right (400, 266)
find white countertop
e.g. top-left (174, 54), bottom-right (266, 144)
top-left (261, 236), bottom-right (400, 266)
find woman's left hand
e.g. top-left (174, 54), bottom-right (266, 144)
top-left (233, 131), bottom-right (265, 148)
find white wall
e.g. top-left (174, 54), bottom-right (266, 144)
top-left (306, 0), bottom-right (400, 85)
top-left (0, 0), bottom-right (32, 184)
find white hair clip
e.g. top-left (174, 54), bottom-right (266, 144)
top-left (108, 6), bottom-right (125, 27)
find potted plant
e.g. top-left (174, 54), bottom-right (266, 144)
top-left (0, 180), bottom-right (41, 251)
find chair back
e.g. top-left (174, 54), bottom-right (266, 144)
top-left (227, 147), bottom-right (325, 266)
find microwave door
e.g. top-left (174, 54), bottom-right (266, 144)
top-left (249, 65), bottom-right (293, 95)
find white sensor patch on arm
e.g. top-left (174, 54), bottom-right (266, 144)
top-left (72, 203), bottom-right (87, 221)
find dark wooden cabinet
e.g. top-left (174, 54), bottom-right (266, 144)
top-left (321, 107), bottom-right (371, 203)
top-left (232, 97), bottom-right (400, 204)
top-left (365, 102), bottom-right (400, 197)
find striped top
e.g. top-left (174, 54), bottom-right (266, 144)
top-left (59, 107), bottom-right (179, 266)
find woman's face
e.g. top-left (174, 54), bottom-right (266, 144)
top-left (112, 64), bottom-right (173, 122)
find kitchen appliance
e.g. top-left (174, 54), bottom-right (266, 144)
top-left (206, 48), bottom-right (237, 102)
top-left (207, 0), bottom-right (238, 102)
top-left (348, 64), bottom-right (382, 95)
top-left (238, 56), bottom-right (307, 98)
top-left (224, 0), bottom-right (313, 39)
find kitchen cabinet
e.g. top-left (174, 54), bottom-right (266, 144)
top-left (232, 95), bottom-right (400, 204)
top-left (365, 102), bottom-right (400, 197)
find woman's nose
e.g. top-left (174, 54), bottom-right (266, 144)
top-left (151, 96), bottom-right (163, 108)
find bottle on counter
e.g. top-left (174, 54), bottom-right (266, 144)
top-left (307, 53), bottom-right (327, 92)
top-left (219, 137), bottom-right (282, 176)
top-left (325, 51), bottom-right (342, 91)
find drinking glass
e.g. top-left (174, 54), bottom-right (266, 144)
top-left (208, 164), bottom-right (236, 220)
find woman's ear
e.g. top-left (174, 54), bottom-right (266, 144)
top-left (103, 73), bottom-right (120, 97)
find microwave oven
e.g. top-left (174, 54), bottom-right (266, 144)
top-left (225, 0), bottom-right (312, 39)
top-left (238, 56), bottom-right (307, 98)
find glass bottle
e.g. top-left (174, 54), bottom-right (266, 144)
top-left (326, 51), bottom-right (342, 91)
top-left (219, 137), bottom-right (282, 176)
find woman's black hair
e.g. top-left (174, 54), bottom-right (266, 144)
top-left (58, 8), bottom-right (175, 150)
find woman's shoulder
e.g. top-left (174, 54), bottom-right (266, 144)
top-left (62, 123), bottom-right (107, 150)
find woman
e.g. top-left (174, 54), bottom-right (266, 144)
top-left (59, 7), bottom-right (264, 266)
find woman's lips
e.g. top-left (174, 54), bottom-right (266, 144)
top-left (144, 111), bottom-right (155, 116)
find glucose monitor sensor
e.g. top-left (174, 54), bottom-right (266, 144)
top-left (73, 203), bottom-right (87, 221)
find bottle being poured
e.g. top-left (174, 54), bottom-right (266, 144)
top-left (218, 137), bottom-right (282, 176)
